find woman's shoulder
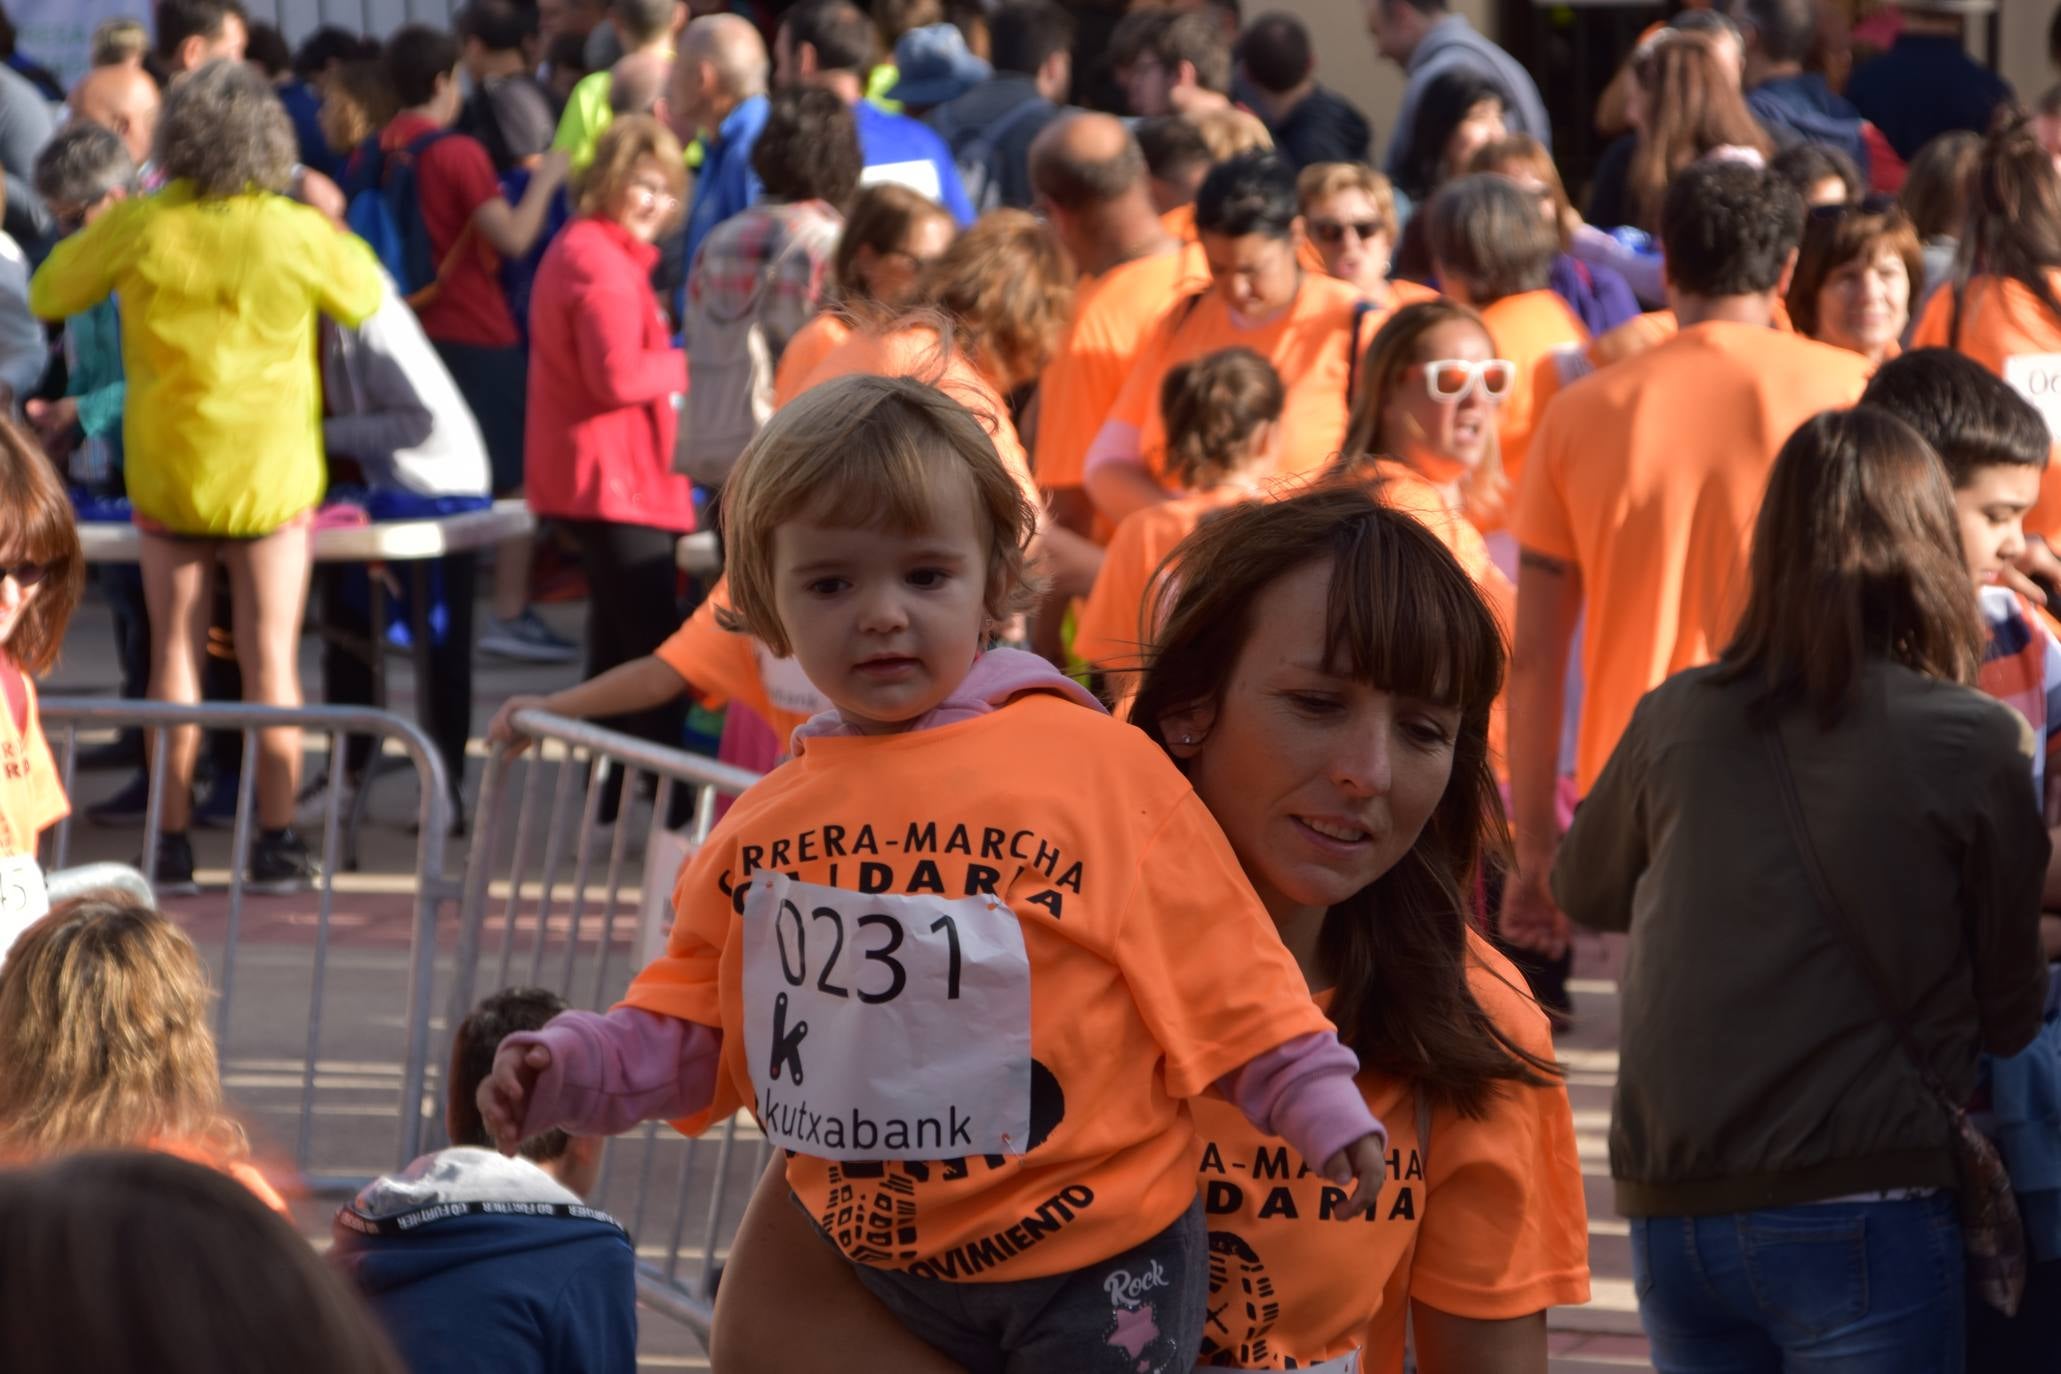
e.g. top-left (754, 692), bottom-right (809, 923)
top-left (1460, 928), bottom-right (1555, 1059)
top-left (1878, 661), bottom-right (2038, 763)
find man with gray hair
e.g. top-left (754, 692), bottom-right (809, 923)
top-left (665, 13), bottom-right (770, 272)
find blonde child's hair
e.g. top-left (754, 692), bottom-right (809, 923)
top-left (0, 897), bottom-right (247, 1163)
top-left (91, 18), bottom-right (151, 67)
top-left (1159, 346), bottom-right (1284, 489)
top-left (719, 373), bottom-right (1039, 657)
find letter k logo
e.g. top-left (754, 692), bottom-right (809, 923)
top-left (770, 991), bottom-right (808, 1085)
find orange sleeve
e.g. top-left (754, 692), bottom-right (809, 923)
top-left (1910, 287), bottom-right (1951, 350)
top-left (772, 314), bottom-right (850, 409)
top-left (1073, 515), bottom-right (1152, 670)
top-left (1397, 935), bottom-right (1590, 1320)
top-left (1508, 391), bottom-right (1580, 563)
top-left (653, 584), bottom-right (761, 715)
top-left (1113, 787), bottom-right (1337, 1100)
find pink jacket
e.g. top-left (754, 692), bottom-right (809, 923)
top-left (524, 216), bottom-right (695, 532)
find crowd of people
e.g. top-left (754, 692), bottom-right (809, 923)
top-left (0, 0), bottom-right (2057, 1371)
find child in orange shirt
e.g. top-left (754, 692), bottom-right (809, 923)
top-left (480, 373), bottom-right (1389, 1372)
top-left (0, 419), bottom-right (80, 962)
top-left (1074, 347), bottom-right (1282, 695)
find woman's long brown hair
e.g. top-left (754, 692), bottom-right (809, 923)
top-left (1626, 33), bottom-right (1771, 233)
top-left (1951, 114), bottom-right (2061, 347)
top-left (0, 415), bottom-right (81, 676)
top-left (1716, 407), bottom-right (1984, 724)
top-left (1128, 484), bottom-right (1558, 1117)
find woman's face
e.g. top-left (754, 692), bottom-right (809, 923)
top-left (1201, 228), bottom-right (1303, 320)
top-left (610, 156), bottom-right (679, 244)
top-left (1814, 243), bottom-right (1911, 362)
top-left (856, 212), bottom-right (955, 309)
top-left (1304, 189), bottom-right (1392, 296)
top-left (1379, 319), bottom-right (1501, 483)
top-left (1172, 559), bottom-right (1462, 924)
top-left (1442, 98), bottom-right (1506, 180)
top-left (0, 562), bottom-right (42, 651)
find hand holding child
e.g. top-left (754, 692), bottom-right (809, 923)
top-left (477, 1039), bottom-right (554, 1154)
top-left (1322, 1131), bottom-right (1390, 1219)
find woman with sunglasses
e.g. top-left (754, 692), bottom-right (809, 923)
top-left (1421, 175), bottom-right (1588, 522)
top-left (1786, 197), bottom-right (1923, 370)
top-left (1294, 162), bottom-right (1436, 311)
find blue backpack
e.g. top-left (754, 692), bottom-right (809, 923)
top-left (344, 130), bottom-right (471, 307)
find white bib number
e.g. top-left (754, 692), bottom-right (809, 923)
top-left (0, 853), bottom-right (48, 968)
top-left (741, 873), bottom-right (1032, 1161)
top-left (2004, 353), bottom-right (2061, 440)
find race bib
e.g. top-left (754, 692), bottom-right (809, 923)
top-left (1203, 1353), bottom-right (1359, 1374)
top-left (741, 873), bottom-right (1032, 1161)
top-left (0, 852), bottom-right (48, 967)
top-left (2003, 353), bottom-right (2061, 439)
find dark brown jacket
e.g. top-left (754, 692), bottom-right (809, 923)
top-left (1555, 659), bottom-right (2049, 1217)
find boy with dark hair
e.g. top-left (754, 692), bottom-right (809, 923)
top-left (456, 0), bottom-right (559, 175)
top-left (155, 0), bottom-right (249, 71)
top-left (924, 0), bottom-right (1072, 212)
top-left (332, 986), bottom-right (635, 1374)
top-left (1235, 10), bottom-right (1371, 169)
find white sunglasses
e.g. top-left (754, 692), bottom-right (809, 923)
top-left (1416, 358), bottom-right (1516, 403)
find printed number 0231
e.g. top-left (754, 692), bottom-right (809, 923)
top-left (773, 899), bottom-right (963, 1005)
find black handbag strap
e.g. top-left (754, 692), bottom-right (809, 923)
top-left (1762, 726), bottom-right (1958, 1108)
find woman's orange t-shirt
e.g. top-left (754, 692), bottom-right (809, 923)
top-left (1074, 485), bottom-right (1259, 672)
top-left (1912, 272), bottom-right (2061, 540)
top-left (1478, 289), bottom-right (1589, 507)
top-left (622, 693), bottom-right (1336, 1281)
top-left (772, 312), bottom-right (853, 409)
top-left (1109, 273), bottom-right (1367, 483)
top-left (654, 578), bottom-right (830, 746)
top-left (1191, 932), bottom-right (1590, 1370)
top-left (0, 664), bottom-right (67, 859)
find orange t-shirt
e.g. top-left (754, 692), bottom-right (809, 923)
top-left (1035, 243), bottom-right (1211, 492)
top-left (1513, 320), bottom-right (1873, 792)
top-left (621, 692), bottom-right (1335, 1279)
top-left (1478, 289), bottom-right (1589, 501)
top-left (1161, 202), bottom-right (1197, 243)
top-left (794, 322), bottom-right (1036, 498)
top-left (772, 312), bottom-right (853, 409)
top-left (1912, 273), bottom-right (2061, 540)
top-left (1192, 933), bottom-right (1588, 1370)
top-left (654, 579), bottom-right (830, 745)
top-left (1583, 301), bottom-right (1797, 374)
top-left (0, 665), bottom-right (67, 859)
top-left (1109, 274), bottom-right (1366, 484)
top-left (1074, 484), bottom-right (1258, 671)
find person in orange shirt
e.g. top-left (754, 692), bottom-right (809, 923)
top-left (1785, 196), bottom-right (1922, 369)
top-left (771, 182), bottom-right (957, 409)
top-left (1294, 161), bottom-right (1438, 312)
top-left (1422, 174), bottom-right (1589, 506)
top-left (705, 484), bottom-right (1589, 1374)
top-left (1085, 151), bottom-right (1367, 526)
top-left (0, 420), bottom-right (78, 954)
top-left (1502, 160), bottom-right (1874, 961)
top-left (1911, 116), bottom-right (2061, 555)
top-left (1075, 346), bottom-right (1282, 692)
top-left (0, 896), bottom-right (289, 1215)
top-left (479, 376), bottom-right (1390, 1369)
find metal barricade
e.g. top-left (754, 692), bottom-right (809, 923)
top-left (448, 709), bottom-right (762, 1340)
top-left (41, 698), bottom-right (459, 1194)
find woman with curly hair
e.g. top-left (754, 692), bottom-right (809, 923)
top-left (29, 59), bottom-right (382, 896)
top-left (0, 895), bottom-right (287, 1213)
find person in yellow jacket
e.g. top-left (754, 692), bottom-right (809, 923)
top-left (28, 60), bottom-right (382, 895)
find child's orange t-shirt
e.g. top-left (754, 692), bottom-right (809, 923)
top-left (1478, 289), bottom-right (1589, 503)
top-left (1191, 933), bottom-right (1589, 1370)
top-left (1108, 273), bottom-right (1366, 483)
top-left (0, 664), bottom-right (67, 859)
top-left (771, 312), bottom-right (853, 409)
top-left (1912, 273), bottom-right (2061, 541)
top-left (620, 692), bottom-right (1335, 1280)
top-left (1074, 485), bottom-right (1258, 671)
top-left (793, 322), bottom-right (1036, 498)
top-left (654, 579), bottom-right (830, 745)
top-left (1512, 320), bottom-right (1874, 792)
top-left (1035, 243), bottom-right (1211, 492)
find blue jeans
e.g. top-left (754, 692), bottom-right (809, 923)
top-left (1631, 1195), bottom-right (1964, 1373)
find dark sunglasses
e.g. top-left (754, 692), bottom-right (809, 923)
top-left (1807, 192), bottom-right (1899, 224)
top-left (0, 563), bottom-right (49, 586)
top-left (1309, 218), bottom-right (1385, 247)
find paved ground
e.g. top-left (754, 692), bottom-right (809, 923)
top-left (45, 591), bottom-right (1653, 1372)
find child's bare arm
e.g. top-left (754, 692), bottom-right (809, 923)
top-left (489, 656), bottom-right (691, 752)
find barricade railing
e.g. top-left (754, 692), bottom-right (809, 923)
top-left (448, 709), bottom-right (763, 1340)
top-left (40, 698), bottom-right (459, 1193)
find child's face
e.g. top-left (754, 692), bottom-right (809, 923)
top-left (769, 476), bottom-right (994, 733)
top-left (1955, 463), bottom-right (2042, 584)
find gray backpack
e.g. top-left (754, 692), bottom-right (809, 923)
top-left (675, 226), bottom-right (816, 487)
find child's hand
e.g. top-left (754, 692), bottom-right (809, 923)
top-left (488, 695), bottom-right (548, 755)
top-left (1321, 1131), bottom-right (1389, 1219)
top-left (478, 1040), bottom-right (553, 1154)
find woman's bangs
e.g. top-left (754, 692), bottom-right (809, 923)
top-left (1320, 519), bottom-right (1505, 711)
